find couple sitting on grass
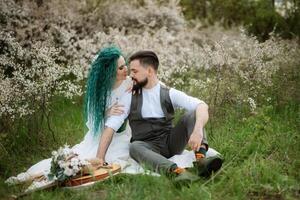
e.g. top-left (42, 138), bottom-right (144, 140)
top-left (7, 46), bottom-right (223, 185)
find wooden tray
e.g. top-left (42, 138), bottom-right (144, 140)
top-left (64, 164), bottom-right (121, 187)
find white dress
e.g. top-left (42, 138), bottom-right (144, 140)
top-left (6, 78), bottom-right (220, 184)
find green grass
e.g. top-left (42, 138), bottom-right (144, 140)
top-left (0, 96), bottom-right (86, 178)
top-left (0, 98), bottom-right (299, 200)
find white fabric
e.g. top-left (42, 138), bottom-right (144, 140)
top-left (142, 83), bottom-right (204, 118)
top-left (105, 82), bottom-right (206, 131)
top-left (6, 78), bottom-right (219, 185)
top-left (141, 84), bottom-right (206, 118)
top-left (169, 87), bottom-right (206, 111)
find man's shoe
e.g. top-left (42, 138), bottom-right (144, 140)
top-left (169, 167), bottom-right (200, 186)
top-left (193, 155), bottom-right (223, 177)
top-left (173, 170), bottom-right (200, 186)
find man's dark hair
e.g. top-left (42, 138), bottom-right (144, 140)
top-left (129, 50), bottom-right (159, 71)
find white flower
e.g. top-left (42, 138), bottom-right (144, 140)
top-left (248, 97), bottom-right (257, 112)
top-left (64, 167), bottom-right (74, 177)
top-left (58, 161), bottom-right (68, 169)
top-left (70, 157), bottom-right (79, 167)
top-left (51, 151), bottom-right (57, 157)
top-left (72, 166), bottom-right (80, 173)
top-left (81, 160), bottom-right (89, 166)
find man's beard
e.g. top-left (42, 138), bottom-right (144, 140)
top-left (132, 77), bottom-right (148, 91)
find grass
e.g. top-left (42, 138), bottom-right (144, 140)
top-left (0, 96), bottom-right (86, 179)
top-left (0, 98), bottom-right (299, 200)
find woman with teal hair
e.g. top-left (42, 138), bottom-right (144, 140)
top-left (84, 45), bottom-right (130, 137)
top-left (6, 46), bottom-right (133, 184)
top-left (73, 45), bottom-right (133, 166)
top-left (72, 45), bottom-right (132, 165)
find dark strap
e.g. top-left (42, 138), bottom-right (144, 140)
top-left (129, 84), bottom-right (174, 120)
top-left (129, 90), bottom-right (143, 120)
top-left (160, 84), bottom-right (174, 120)
top-left (116, 119), bottom-right (127, 133)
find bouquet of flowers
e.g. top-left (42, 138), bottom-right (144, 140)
top-left (7, 145), bottom-right (121, 197)
top-left (47, 145), bottom-right (89, 183)
top-left (46, 145), bottom-right (121, 188)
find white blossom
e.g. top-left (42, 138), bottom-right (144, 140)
top-left (0, 0), bottom-right (299, 118)
top-left (63, 167), bottom-right (73, 177)
top-left (248, 97), bottom-right (257, 112)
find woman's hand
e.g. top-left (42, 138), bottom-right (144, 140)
top-left (86, 158), bottom-right (107, 167)
top-left (84, 158), bottom-right (109, 173)
top-left (106, 102), bottom-right (124, 116)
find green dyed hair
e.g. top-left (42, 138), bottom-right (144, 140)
top-left (84, 46), bottom-right (122, 136)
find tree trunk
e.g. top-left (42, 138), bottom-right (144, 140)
top-left (35, 0), bottom-right (43, 7)
top-left (202, 0), bottom-right (207, 18)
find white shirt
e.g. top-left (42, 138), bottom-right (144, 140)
top-left (105, 83), bottom-right (207, 131)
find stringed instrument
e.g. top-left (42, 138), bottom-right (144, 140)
top-left (64, 163), bottom-right (121, 187)
top-left (11, 164), bottom-right (121, 199)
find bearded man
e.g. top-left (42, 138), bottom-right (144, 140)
top-left (97, 50), bottom-right (223, 183)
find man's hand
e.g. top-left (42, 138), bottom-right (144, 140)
top-left (188, 103), bottom-right (209, 151)
top-left (106, 102), bottom-right (124, 116)
top-left (188, 131), bottom-right (203, 151)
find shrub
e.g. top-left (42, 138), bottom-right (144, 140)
top-left (245, 0), bottom-right (289, 41)
top-left (0, 32), bottom-right (83, 119)
top-left (0, 0), bottom-right (298, 141)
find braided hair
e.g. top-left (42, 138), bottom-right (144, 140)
top-left (84, 46), bottom-right (122, 136)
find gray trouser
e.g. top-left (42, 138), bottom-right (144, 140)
top-left (129, 111), bottom-right (208, 173)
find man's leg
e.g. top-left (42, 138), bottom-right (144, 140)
top-left (129, 140), bottom-right (200, 184)
top-left (129, 141), bottom-right (175, 173)
top-left (168, 111), bottom-right (208, 156)
top-left (168, 111), bottom-right (222, 177)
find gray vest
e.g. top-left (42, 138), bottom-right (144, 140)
top-left (128, 84), bottom-right (174, 143)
